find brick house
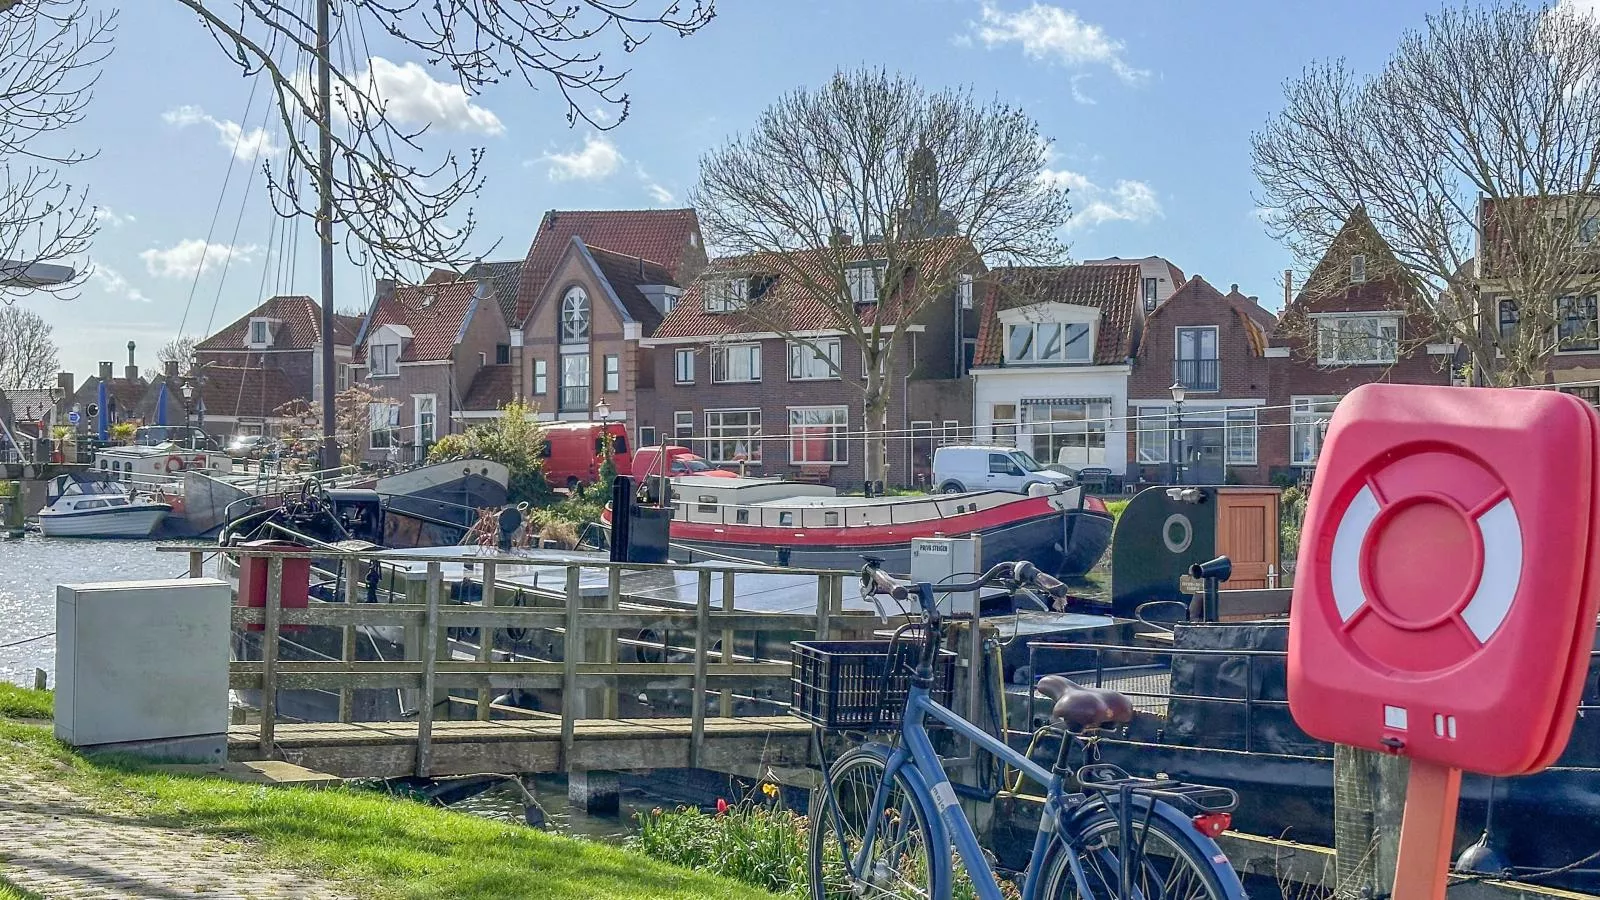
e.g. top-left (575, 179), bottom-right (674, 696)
top-left (640, 237), bottom-right (981, 490)
top-left (191, 295), bottom-right (360, 440)
top-left (507, 208), bottom-right (707, 426)
top-left (519, 237), bottom-right (678, 426)
top-left (969, 264), bottom-right (1144, 479)
top-left (1084, 255), bottom-right (1187, 313)
top-left (353, 269), bottom-right (514, 463)
top-left (1125, 276), bottom-right (1277, 486)
top-left (1260, 210), bottom-right (1457, 480)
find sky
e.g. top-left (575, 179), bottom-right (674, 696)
top-left (14, 0), bottom-right (1497, 378)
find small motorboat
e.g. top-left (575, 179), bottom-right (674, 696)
top-left (37, 475), bottom-right (171, 538)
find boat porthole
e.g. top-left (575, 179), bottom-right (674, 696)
top-left (1162, 513), bottom-right (1193, 554)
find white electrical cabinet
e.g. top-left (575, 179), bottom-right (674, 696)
top-left (55, 578), bottom-right (231, 749)
top-left (909, 535), bottom-right (982, 616)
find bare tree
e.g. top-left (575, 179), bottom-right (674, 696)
top-left (176, 0), bottom-right (715, 278)
top-left (156, 335), bottom-right (199, 378)
top-left (0, 305), bottom-right (61, 388)
top-left (691, 68), bottom-right (1071, 485)
top-left (1253, 1), bottom-right (1600, 386)
top-left (0, 0), bottom-right (115, 303)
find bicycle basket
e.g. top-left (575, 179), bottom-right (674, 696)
top-left (789, 639), bottom-right (956, 730)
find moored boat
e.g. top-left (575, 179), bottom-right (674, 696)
top-left (603, 475), bottom-right (1113, 577)
top-left (37, 475), bottom-right (171, 538)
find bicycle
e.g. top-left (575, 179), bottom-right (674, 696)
top-left (793, 559), bottom-right (1248, 900)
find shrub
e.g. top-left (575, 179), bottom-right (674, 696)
top-left (630, 803), bottom-right (809, 899)
top-left (426, 401), bottom-right (554, 505)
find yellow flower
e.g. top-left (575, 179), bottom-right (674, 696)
top-left (760, 782), bottom-right (779, 799)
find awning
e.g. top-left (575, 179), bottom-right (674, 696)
top-left (1020, 397), bottom-right (1111, 407)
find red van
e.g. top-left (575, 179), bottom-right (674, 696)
top-left (539, 422), bottom-right (632, 490)
top-left (631, 445), bottom-right (738, 480)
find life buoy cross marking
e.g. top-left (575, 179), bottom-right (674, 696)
top-left (1329, 475), bottom-right (1523, 663)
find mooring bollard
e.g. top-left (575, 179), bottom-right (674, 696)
top-left (33, 668), bottom-right (46, 691)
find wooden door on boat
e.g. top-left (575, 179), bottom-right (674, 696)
top-left (1214, 488), bottom-right (1280, 588)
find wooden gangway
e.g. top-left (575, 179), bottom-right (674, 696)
top-left (176, 545), bottom-right (855, 780)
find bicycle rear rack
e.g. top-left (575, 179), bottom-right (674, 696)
top-left (1075, 763), bottom-right (1239, 815)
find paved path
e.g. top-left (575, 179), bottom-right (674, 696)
top-left (0, 767), bottom-right (353, 899)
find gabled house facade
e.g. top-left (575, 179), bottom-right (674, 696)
top-left (191, 295), bottom-right (360, 439)
top-left (1260, 210), bottom-right (1457, 479)
top-left (969, 264), bottom-right (1144, 478)
top-left (1126, 277), bottom-right (1277, 486)
top-left (641, 238), bottom-right (982, 490)
top-left (353, 269), bottom-right (513, 462)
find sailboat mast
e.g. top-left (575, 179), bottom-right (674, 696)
top-left (316, 0), bottom-right (338, 472)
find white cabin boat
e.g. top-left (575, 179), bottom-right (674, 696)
top-left (38, 476), bottom-right (172, 538)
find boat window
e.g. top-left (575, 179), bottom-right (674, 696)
top-left (108, 498), bottom-right (128, 506)
top-left (698, 495), bottom-right (719, 514)
top-left (824, 511), bottom-right (840, 527)
top-left (779, 511), bottom-right (794, 527)
top-left (735, 509), bottom-right (749, 524)
top-left (79, 499), bottom-right (108, 509)
top-left (98, 460), bottom-right (109, 470)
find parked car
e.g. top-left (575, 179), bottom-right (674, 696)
top-left (227, 434), bottom-right (274, 458)
top-left (932, 445), bottom-right (1076, 495)
top-left (538, 422), bottom-right (633, 490)
top-left (133, 425), bottom-right (216, 451)
top-left (631, 445), bottom-right (738, 480)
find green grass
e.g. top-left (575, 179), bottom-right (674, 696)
top-left (0, 720), bottom-right (772, 900)
top-left (0, 876), bottom-right (43, 900)
top-left (1105, 498), bottom-right (1129, 523)
top-left (0, 684), bottom-right (51, 720)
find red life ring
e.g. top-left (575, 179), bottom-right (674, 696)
top-left (164, 455), bottom-right (185, 474)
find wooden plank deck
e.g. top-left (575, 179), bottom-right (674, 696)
top-left (229, 716), bottom-right (814, 779)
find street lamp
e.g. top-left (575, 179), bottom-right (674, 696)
top-left (593, 398), bottom-right (611, 422)
top-left (1169, 382), bottom-right (1187, 485)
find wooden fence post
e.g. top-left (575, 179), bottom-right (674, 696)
top-left (720, 571), bottom-right (736, 717)
top-left (416, 561), bottom-right (441, 778)
top-left (188, 550), bottom-right (205, 579)
top-left (815, 574), bottom-right (834, 642)
top-left (259, 555), bottom-right (283, 757)
top-left (561, 565), bottom-right (582, 768)
top-left (477, 561), bottom-right (497, 721)
top-left (605, 566), bottom-right (621, 719)
top-left (339, 557), bottom-right (358, 723)
top-left (691, 570), bottom-right (711, 768)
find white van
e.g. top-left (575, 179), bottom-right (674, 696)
top-left (932, 445), bottom-right (1075, 495)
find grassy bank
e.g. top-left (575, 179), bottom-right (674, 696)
top-left (0, 694), bottom-right (770, 900)
top-left (0, 877), bottom-right (41, 900)
top-left (0, 684), bottom-right (51, 720)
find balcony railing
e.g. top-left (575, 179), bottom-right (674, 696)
top-left (560, 385), bottom-right (590, 413)
top-left (1173, 357), bottom-right (1220, 391)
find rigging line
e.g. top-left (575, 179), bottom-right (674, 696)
top-left (254, 200), bottom-right (280, 308)
top-left (177, 74), bottom-right (263, 339)
top-left (202, 96), bottom-right (278, 338)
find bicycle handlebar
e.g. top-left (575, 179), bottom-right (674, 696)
top-left (859, 557), bottom-right (1071, 615)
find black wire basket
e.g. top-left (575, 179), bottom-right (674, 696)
top-left (789, 639), bottom-right (956, 730)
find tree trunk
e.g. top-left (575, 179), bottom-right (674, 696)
top-left (864, 367), bottom-right (890, 491)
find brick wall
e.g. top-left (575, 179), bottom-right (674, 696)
top-left (523, 250), bottom-right (643, 423)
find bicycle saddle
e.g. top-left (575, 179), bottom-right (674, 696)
top-left (1033, 675), bottom-right (1134, 729)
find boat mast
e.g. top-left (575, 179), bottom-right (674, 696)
top-left (316, 0), bottom-right (338, 472)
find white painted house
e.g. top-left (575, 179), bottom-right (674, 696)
top-left (969, 264), bottom-right (1148, 476)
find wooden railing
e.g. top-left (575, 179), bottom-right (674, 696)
top-left (174, 546), bottom-right (852, 777)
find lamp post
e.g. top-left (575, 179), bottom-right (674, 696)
top-left (1169, 382), bottom-right (1187, 485)
top-left (594, 398), bottom-right (614, 471)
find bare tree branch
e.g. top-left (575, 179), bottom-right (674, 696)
top-left (0, 304), bottom-right (61, 388)
top-left (690, 68), bottom-right (1070, 484)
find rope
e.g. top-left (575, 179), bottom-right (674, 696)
top-left (0, 632), bottom-right (54, 650)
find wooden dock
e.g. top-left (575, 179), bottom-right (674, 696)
top-left (228, 716), bottom-right (813, 779)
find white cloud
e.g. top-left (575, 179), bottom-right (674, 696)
top-left (139, 239), bottom-right (260, 279)
top-left (162, 105), bottom-right (284, 161)
top-left (93, 207), bottom-right (134, 228)
top-left (1556, 0), bottom-right (1600, 20)
top-left (644, 182), bottom-right (674, 204)
top-left (91, 265), bottom-right (150, 304)
top-left (1041, 167), bottom-right (1162, 229)
top-left (354, 57), bottom-right (505, 135)
top-left (971, 3), bottom-right (1147, 84)
top-left (1069, 74), bottom-right (1097, 105)
top-left (542, 135), bottom-right (624, 181)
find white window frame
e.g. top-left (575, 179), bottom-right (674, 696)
top-left (674, 348), bottom-right (695, 385)
top-left (846, 263), bottom-right (886, 304)
top-left (705, 408), bottom-right (762, 463)
top-left (603, 354), bottom-right (620, 393)
top-left (368, 402), bottom-right (400, 450)
top-left (990, 403), bottom-right (1019, 446)
top-left (1556, 294), bottom-right (1600, 353)
top-left (1578, 216), bottom-right (1600, 246)
top-left (712, 343), bottom-right (762, 383)
top-left (1291, 396), bottom-right (1341, 466)
top-left (560, 286), bottom-right (591, 344)
top-left (560, 352), bottom-right (591, 412)
top-left (960, 274), bottom-right (974, 310)
top-left (705, 278), bottom-right (747, 313)
top-left (789, 338), bottom-right (842, 381)
top-left (1350, 254), bottom-right (1367, 284)
top-left (789, 406), bottom-right (849, 465)
top-left (248, 318), bottom-right (272, 348)
top-left (1225, 408), bottom-right (1257, 466)
top-left (1005, 321), bottom-right (1093, 365)
top-left (533, 359), bottom-right (548, 395)
top-left (1315, 313), bottom-right (1399, 366)
top-left (942, 420), bottom-right (961, 445)
top-left (674, 410), bottom-right (694, 443)
top-left (1136, 405), bottom-right (1169, 464)
top-left (369, 341), bottom-right (400, 377)
top-left (414, 394), bottom-right (437, 446)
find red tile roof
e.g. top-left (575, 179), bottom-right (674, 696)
top-left (973, 264), bottom-right (1142, 367)
top-left (650, 238), bottom-right (976, 340)
top-left (513, 209), bottom-right (702, 324)
top-left (586, 243), bottom-right (676, 330)
top-left (358, 279), bottom-right (481, 363)
top-left (197, 296), bottom-right (354, 352)
top-left (461, 364), bottom-right (514, 412)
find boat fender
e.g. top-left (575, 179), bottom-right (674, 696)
top-left (164, 455), bottom-right (185, 473)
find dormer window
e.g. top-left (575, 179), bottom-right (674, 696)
top-left (846, 263), bottom-right (886, 304)
top-left (561, 286), bottom-right (591, 343)
top-left (247, 318), bottom-right (274, 348)
top-left (705, 278), bottom-right (747, 314)
top-left (1350, 254), bottom-right (1367, 284)
top-left (370, 342), bottom-right (400, 377)
top-left (1005, 321), bottom-right (1092, 364)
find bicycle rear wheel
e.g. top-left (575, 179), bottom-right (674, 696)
top-left (810, 748), bottom-right (940, 899)
top-left (1040, 807), bottom-right (1241, 900)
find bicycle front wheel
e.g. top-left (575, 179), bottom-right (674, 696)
top-left (810, 748), bottom-right (941, 899)
top-left (1040, 806), bottom-right (1241, 900)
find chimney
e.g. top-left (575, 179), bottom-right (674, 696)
top-left (830, 226), bottom-right (853, 248)
top-left (98, 361), bottom-right (113, 382)
top-left (1284, 269), bottom-right (1293, 307)
top-left (376, 278), bottom-right (397, 304)
top-left (1230, 283), bottom-right (1240, 294)
top-left (125, 340), bottom-right (138, 382)
top-left (56, 371), bottom-right (73, 417)
top-left (509, 328), bottom-right (525, 402)
top-left (164, 360), bottom-right (179, 380)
